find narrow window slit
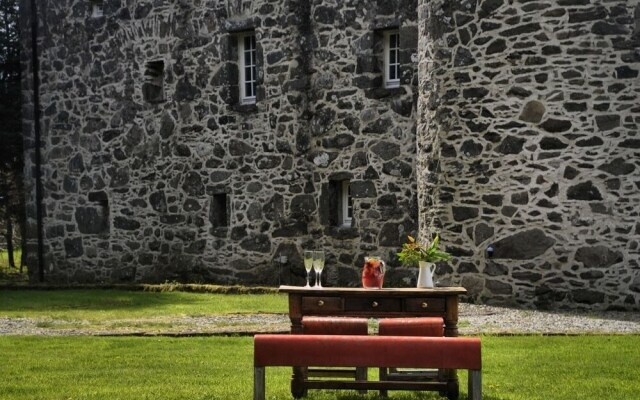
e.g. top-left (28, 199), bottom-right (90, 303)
top-left (211, 194), bottom-right (229, 228)
top-left (142, 60), bottom-right (165, 103)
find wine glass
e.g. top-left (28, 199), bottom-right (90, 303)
top-left (303, 251), bottom-right (314, 288)
top-left (313, 251), bottom-right (325, 288)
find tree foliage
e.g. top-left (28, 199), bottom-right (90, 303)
top-left (0, 0), bottom-right (23, 269)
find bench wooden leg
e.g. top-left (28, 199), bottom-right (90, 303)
top-left (468, 370), bottom-right (481, 400)
top-left (355, 367), bottom-right (368, 394)
top-left (254, 367), bottom-right (265, 400)
top-left (291, 366), bottom-right (307, 398)
top-left (378, 368), bottom-right (388, 397)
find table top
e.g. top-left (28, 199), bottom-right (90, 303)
top-left (278, 285), bottom-right (467, 296)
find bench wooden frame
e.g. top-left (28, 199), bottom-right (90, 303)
top-left (302, 316), bottom-right (369, 389)
top-left (378, 317), bottom-right (445, 397)
top-left (254, 334), bottom-right (482, 400)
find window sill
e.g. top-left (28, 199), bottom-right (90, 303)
top-left (230, 103), bottom-right (258, 113)
top-left (365, 86), bottom-right (407, 100)
top-left (210, 227), bottom-right (229, 238)
top-left (323, 226), bottom-right (359, 239)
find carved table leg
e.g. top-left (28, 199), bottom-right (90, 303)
top-left (290, 315), bottom-right (306, 398)
top-left (445, 296), bottom-right (460, 400)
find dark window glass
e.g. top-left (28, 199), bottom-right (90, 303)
top-left (211, 194), bottom-right (228, 227)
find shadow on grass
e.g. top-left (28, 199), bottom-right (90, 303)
top-left (0, 289), bottom-right (203, 313)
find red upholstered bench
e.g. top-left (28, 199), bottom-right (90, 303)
top-left (302, 317), bottom-right (369, 389)
top-left (254, 334), bottom-right (482, 400)
top-left (378, 317), bottom-right (444, 337)
top-left (302, 316), bottom-right (368, 335)
top-left (378, 317), bottom-right (445, 396)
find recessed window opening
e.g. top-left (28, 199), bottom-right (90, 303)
top-left (211, 193), bottom-right (229, 227)
top-left (340, 180), bottom-right (353, 227)
top-left (384, 30), bottom-right (400, 89)
top-left (143, 60), bottom-right (164, 103)
top-left (91, 1), bottom-right (104, 18)
top-left (239, 32), bottom-right (257, 104)
top-left (88, 191), bottom-right (109, 234)
top-left (320, 177), bottom-right (354, 228)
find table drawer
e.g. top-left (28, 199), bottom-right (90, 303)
top-left (302, 296), bottom-right (343, 313)
top-left (345, 297), bottom-right (402, 312)
top-left (404, 298), bottom-right (445, 313)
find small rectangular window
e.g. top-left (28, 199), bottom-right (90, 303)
top-left (142, 60), bottom-right (164, 103)
top-left (340, 180), bottom-right (353, 227)
top-left (91, 1), bottom-right (104, 18)
top-left (211, 194), bottom-right (229, 227)
top-left (319, 178), bottom-right (354, 228)
top-left (87, 191), bottom-right (109, 234)
top-left (384, 30), bottom-right (400, 89)
top-left (239, 32), bottom-right (257, 104)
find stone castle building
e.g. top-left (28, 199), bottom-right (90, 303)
top-left (20, 0), bottom-right (640, 310)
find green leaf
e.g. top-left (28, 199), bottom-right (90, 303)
top-left (396, 234), bottom-right (451, 264)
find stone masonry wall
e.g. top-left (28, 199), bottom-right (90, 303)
top-left (417, 0), bottom-right (640, 310)
top-left (22, 0), bottom-right (419, 286)
top-left (24, 0), bottom-right (640, 310)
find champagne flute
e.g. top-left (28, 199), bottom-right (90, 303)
top-left (313, 251), bottom-right (325, 288)
top-left (303, 251), bottom-right (314, 288)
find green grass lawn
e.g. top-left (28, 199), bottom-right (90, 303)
top-left (1, 290), bottom-right (639, 399)
top-left (0, 289), bottom-right (289, 333)
top-left (1, 335), bottom-right (638, 400)
top-left (0, 290), bottom-right (288, 320)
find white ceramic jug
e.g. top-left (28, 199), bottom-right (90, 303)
top-left (417, 261), bottom-right (435, 288)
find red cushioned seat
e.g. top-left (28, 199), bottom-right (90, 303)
top-left (377, 317), bottom-right (445, 397)
top-left (301, 317), bottom-right (369, 389)
top-left (254, 334), bottom-right (481, 370)
top-left (378, 317), bottom-right (444, 337)
top-left (302, 316), bottom-right (368, 335)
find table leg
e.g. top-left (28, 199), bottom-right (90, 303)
top-left (290, 316), bottom-right (306, 398)
top-left (445, 296), bottom-right (461, 400)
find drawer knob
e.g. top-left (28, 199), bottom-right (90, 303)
top-left (371, 301), bottom-right (379, 308)
top-left (317, 300), bottom-right (324, 307)
top-left (421, 302), bottom-right (429, 309)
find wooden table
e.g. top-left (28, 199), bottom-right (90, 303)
top-left (278, 286), bottom-right (467, 399)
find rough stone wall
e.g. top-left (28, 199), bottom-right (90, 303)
top-left (417, 0), bottom-right (640, 310)
top-left (21, 0), bottom-right (419, 286)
